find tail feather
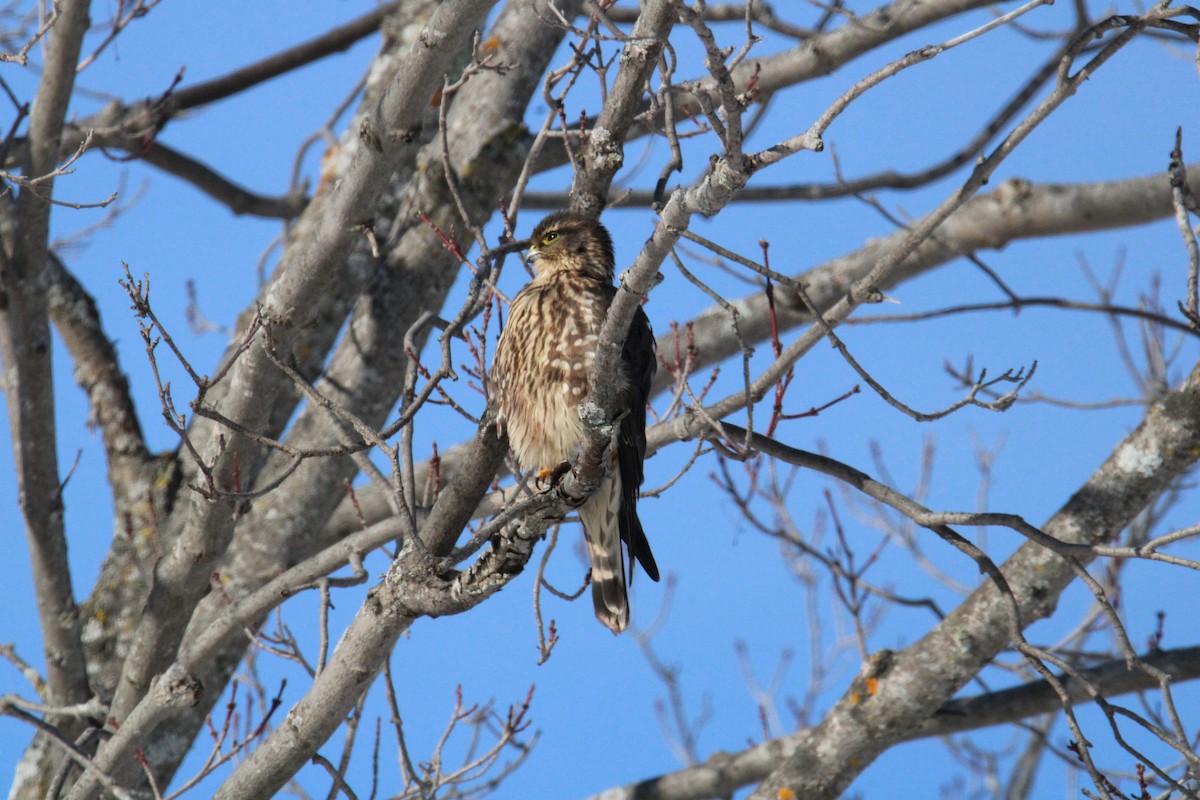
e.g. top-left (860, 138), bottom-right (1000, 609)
top-left (578, 473), bottom-right (628, 634)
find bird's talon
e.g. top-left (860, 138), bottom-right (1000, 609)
top-left (549, 461), bottom-right (571, 485)
top-left (535, 461), bottom-right (571, 488)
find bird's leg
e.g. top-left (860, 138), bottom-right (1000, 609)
top-left (535, 461), bottom-right (572, 488)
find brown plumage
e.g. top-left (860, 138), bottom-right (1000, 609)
top-left (491, 211), bottom-right (659, 634)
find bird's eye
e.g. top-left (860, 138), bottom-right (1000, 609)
top-left (542, 231), bottom-right (559, 244)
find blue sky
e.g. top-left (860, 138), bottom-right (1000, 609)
top-left (2, 1), bottom-right (1199, 798)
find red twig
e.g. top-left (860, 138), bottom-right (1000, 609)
top-left (417, 210), bottom-right (470, 265)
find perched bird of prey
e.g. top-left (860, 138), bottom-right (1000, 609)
top-left (491, 211), bottom-right (659, 634)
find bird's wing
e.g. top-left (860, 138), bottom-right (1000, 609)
top-left (618, 304), bottom-right (659, 582)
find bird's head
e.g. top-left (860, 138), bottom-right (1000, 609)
top-left (526, 211), bottom-right (615, 281)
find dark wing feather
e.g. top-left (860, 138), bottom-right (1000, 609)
top-left (617, 304), bottom-right (659, 582)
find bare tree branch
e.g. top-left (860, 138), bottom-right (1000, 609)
top-left (70, 0), bottom-right (590, 792)
top-left (69, 2), bottom-right (504, 794)
top-left (0, 0), bottom-right (60, 65)
top-left (134, 141), bottom-right (308, 218)
top-left (570, 0), bottom-right (679, 216)
top-left (44, 254), bottom-right (152, 494)
top-left (650, 163), bottom-right (1200, 401)
top-left (321, 162), bottom-right (1200, 555)
top-left (6, 1), bottom-right (1200, 797)
top-left (586, 646), bottom-right (1200, 800)
top-left (168, 2), bottom-right (401, 112)
top-left (0, 0), bottom-right (93, 732)
top-left (746, 354), bottom-right (1200, 798)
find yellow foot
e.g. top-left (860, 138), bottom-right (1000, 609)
top-left (535, 461), bottom-right (571, 488)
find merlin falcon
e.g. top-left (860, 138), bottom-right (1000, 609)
top-left (491, 212), bottom-right (659, 634)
